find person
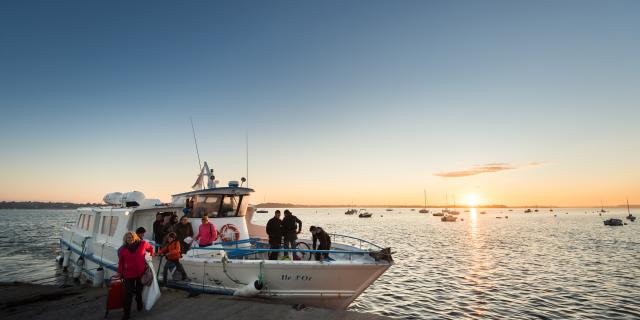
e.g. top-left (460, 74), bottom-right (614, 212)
top-left (174, 216), bottom-right (194, 254)
top-left (152, 213), bottom-right (164, 244)
top-left (281, 209), bottom-right (302, 258)
top-left (194, 215), bottom-right (218, 247)
top-left (135, 227), bottom-right (146, 240)
top-left (310, 226), bottom-right (332, 261)
top-left (117, 231), bottom-right (154, 320)
top-left (161, 214), bottom-right (179, 244)
top-left (266, 210), bottom-right (283, 260)
top-left (158, 232), bottom-right (188, 285)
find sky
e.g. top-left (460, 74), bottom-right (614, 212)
top-left (0, 1), bottom-right (639, 207)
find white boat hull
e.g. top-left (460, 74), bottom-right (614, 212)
top-left (60, 229), bottom-right (390, 309)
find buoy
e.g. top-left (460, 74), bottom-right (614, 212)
top-left (233, 279), bottom-right (264, 297)
top-left (73, 257), bottom-right (84, 279)
top-left (62, 249), bottom-right (71, 270)
top-left (93, 267), bottom-right (104, 288)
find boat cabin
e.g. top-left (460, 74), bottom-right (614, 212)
top-left (172, 187), bottom-right (254, 219)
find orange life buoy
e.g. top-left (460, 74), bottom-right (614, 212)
top-left (220, 224), bottom-right (240, 242)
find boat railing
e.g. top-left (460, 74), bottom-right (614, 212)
top-left (154, 235), bottom-right (390, 262)
top-left (328, 233), bottom-right (385, 251)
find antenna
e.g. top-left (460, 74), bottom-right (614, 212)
top-left (246, 130), bottom-right (249, 188)
top-left (190, 117), bottom-right (202, 171)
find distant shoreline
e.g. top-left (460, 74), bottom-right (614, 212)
top-left (1, 201), bottom-right (638, 210)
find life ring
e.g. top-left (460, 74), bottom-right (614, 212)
top-left (220, 224), bottom-right (240, 242)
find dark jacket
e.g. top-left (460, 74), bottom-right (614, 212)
top-left (153, 220), bottom-right (164, 244)
top-left (281, 214), bottom-right (302, 240)
top-left (174, 222), bottom-right (194, 250)
top-left (312, 228), bottom-right (331, 250)
top-left (266, 217), bottom-right (283, 242)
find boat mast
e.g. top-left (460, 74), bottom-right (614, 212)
top-left (423, 190), bottom-right (427, 209)
top-left (627, 198), bottom-right (631, 215)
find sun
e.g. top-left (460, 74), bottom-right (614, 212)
top-left (465, 193), bottom-right (480, 207)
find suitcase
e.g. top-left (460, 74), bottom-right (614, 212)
top-left (105, 276), bottom-right (123, 317)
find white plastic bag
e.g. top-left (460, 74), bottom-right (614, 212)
top-left (184, 236), bottom-right (193, 244)
top-left (141, 259), bottom-right (161, 310)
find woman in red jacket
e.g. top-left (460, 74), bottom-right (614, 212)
top-left (117, 231), bottom-right (154, 320)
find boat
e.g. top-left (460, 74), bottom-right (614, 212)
top-left (344, 208), bottom-right (357, 215)
top-left (256, 209), bottom-right (268, 213)
top-left (358, 209), bottom-right (373, 218)
top-left (385, 208), bottom-right (393, 212)
top-left (441, 215), bottom-right (457, 222)
top-left (479, 211), bottom-right (487, 214)
top-left (58, 163), bottom-right (392, 309)
top-left (524, 209), bottom-right (532, 213)
top-left (419, 189), bottom-right (429, 213)
top-left (603, 218), bottom-right (623, 226)
top-left (432, 212), bottom-right (444, 217)
top-left (626, 199), bottom-right (636, 221)
top-left (600, 201), bottom-right (607, 213)
top-left (449, 195), bottom-right (460, 215)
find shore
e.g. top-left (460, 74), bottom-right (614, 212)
top-left (0, 282), bottom-right (390, 320)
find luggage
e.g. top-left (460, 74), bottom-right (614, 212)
top-left (142, 259), bottom-right (161, 310)
top-left (105, 276), bottom-right (123, 317)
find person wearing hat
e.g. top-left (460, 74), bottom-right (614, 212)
top-left (158, 232), bottom-right (189, 285)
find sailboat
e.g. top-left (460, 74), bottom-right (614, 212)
top-left (419, 190), bottom-right (429, 213)
top-left (449, 195), bottom-right (460, 215)
top-left (442, 194), bottom-right (450, 214)
top-left (600, 201), bottom-right (607, 213)
top-left (626, 199), bottom-right (636, 221)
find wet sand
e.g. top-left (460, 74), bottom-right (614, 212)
top-left (0, 282), bottom-right (390, 320)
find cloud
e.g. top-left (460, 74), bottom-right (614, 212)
top-left (434, 161), bottom-right (547, 178)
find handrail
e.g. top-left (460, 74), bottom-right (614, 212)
top-left (328, 233), bottom-right (384, 250)
top-left (188, 246), bottom-right (373, 255)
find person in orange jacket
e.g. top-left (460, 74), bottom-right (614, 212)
top-left (158, 232), bottom-right (189, 285)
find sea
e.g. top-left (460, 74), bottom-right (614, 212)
top-left (0, 208), bottom-right (638, 319)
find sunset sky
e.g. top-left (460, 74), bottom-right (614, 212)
top-left (1, 1), bottom-right (639, 207)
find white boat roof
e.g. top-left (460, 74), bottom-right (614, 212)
top-left (172, 187), bottom-right (254, 197)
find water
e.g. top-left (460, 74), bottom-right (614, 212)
top-left (1, 208), bottom-right (639, 319)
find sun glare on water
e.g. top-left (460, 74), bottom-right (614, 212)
top-left (465, 193), bottom-right (480, 207)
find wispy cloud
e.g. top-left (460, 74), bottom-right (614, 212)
top-left (434, 162), bottom-right (547, 178)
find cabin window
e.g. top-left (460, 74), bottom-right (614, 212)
top-left (101, 216), bottom-right (109, 235)
top-left (109, 216), bottom-right (119, 236)
top-left (85, 215), bottom-right (93, 231)
top-left (191, 195), bottom-right (221, 218)
top-left (77, 214), bottom-right (84, 228)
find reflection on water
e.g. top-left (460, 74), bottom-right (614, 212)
top-left (1, 208), bottom-right (639, 319)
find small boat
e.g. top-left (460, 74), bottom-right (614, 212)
top-left (344, 208), bottom-right (357, 215)
top-left (441, 215), bottom-right (457, 222)
top-left (479, 211), bottom-right (487, 214)
top-left (496, 216), bottom-right (502, 219)
top-left (256, 209), bottom-right (269, 213)
top-left (359, 209), bottom-right (372, 218)
top-left (432, 212), bottom-right (444, 217)
top-left (524, 209), bottom-right (532, 213)
top-left (600, 201), bottom-right (607, 213)
top-left (449, 195), bottom-right (460, 215)
top-left (419, 190), bottom-right (429, 213)
top-left (386, 208), bottom-right (393, 212)
top-left (625, 199), bottom-right (636, 221)
top-left (603, 218), bottom-right (623, 226)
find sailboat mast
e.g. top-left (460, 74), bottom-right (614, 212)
top-left (423, 189), bottom-right (426, 209)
